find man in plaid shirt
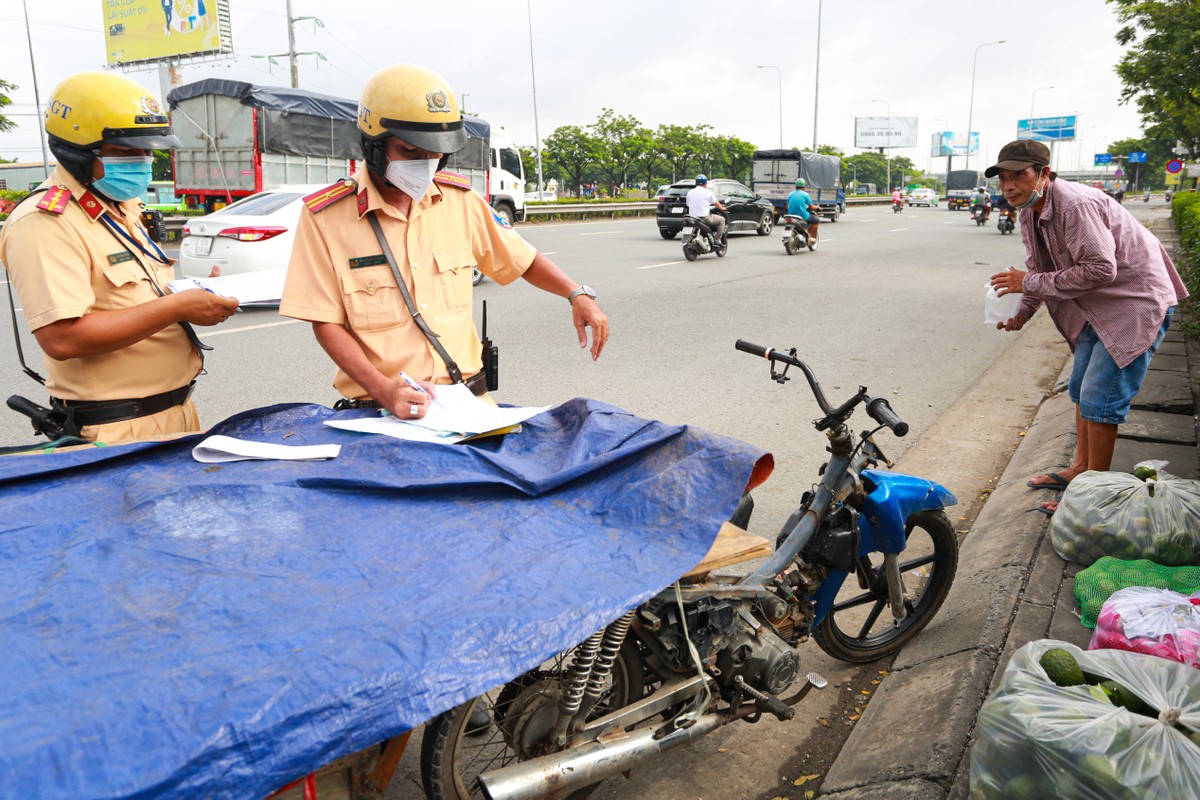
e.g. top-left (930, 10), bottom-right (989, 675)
top-left (987, 140), bottom-right (1187, 514)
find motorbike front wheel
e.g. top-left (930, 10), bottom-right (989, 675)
top-left (420, 638), bottom-right (646, 800)
top-left (812, 510), bottom-right (958, 663)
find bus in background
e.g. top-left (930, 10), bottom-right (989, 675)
top-left (141, 181), bottom-right (186, 213)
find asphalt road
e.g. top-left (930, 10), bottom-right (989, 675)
top-left (1, 204), bottom-right (1028, 531)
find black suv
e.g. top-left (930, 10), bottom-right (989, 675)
top-left (656, 179), bottom-right (776, 239)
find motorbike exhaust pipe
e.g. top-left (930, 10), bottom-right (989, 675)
top-left (478, 709), bottom-right (736, 800)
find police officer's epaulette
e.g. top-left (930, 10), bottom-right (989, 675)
top-left (303, 178), bottom-right (358, 213)
top-left (35, 186), bottom-right (71, 215)
top-left (433, 171), bottom-right (473, 191)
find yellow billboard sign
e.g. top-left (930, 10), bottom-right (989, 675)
top-left (104, 0), bottom-right (232, 67)
top-left (1166, 171), bottom-right (1181, 186)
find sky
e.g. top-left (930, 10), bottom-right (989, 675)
top-left (0, 0), bottom-right (1147, 179)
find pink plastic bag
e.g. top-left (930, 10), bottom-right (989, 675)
top-left (1090, 586), bottom-right (1200, 669)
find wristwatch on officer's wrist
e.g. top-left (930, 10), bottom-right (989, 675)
top-left (567, 285), bottom-right (597, 304)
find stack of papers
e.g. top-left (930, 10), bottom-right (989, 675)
top-left (167, 269), bottom-right (287, 307)
top-left (325, 383), bottom-right (548, 444)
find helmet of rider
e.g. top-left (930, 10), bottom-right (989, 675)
top-left (44, 71), bottom-right (181, 185)
top-left (977, 186), bottom-right (987, 192)
top-left (794, 179), bottom-right (806, 188)
top-left (695, 174), bottom-right (708, 185)
top-left (357, 64), bottom-right (469, 177)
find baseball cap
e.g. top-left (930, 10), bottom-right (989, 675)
top-left (984, 140), bottom-right (1051, 178)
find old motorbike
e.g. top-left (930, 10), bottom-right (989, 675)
top-left (891, 197), bottom-right (904, 213)
top-left (419, 341), bottom-right (960, 800)
top-left (996, 208), bottom-right (1016, 235)
top-left (781, 214), bottom-right (816, 254)
top-left (681, 212), bottom-right (729, 261)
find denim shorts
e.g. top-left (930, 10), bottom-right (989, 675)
top-left (1068, 308), bottom-right (1173, 425)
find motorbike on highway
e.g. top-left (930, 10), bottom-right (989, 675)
top-left (781, 214), bottom-right (816, 254)
top-left (419, 341), bottom-right (960, 800)
top-left (971, 202), bottom-right (991, 226)
top-left (996, 208), bottom-right (1016, 235)
top-left (681, 211), bottom-right (729, 261)
top-left (891, 197), bottom-right (904, 213)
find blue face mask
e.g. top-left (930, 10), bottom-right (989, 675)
top-left (93, 156), bottom-right (154, 201)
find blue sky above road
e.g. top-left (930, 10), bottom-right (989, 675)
top-left (0, 0), bottom-right (1144, 176)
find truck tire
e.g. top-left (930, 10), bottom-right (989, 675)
top-left (828, 208), bottom-right (840, 223)
top-left (493, 202), bottom-right (516, 227)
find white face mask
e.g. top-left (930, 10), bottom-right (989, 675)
top-left (1015, 170), bottom-right (1048, 209)
top-left (384, 158), bottom-right (439, 200)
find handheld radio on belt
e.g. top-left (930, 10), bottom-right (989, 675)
top-left (481, 300), bottom-right (499, 392)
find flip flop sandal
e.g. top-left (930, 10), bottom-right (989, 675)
top-left (1027, 472), bottom-right (1071, 490)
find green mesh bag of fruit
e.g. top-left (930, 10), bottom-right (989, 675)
top-left (1075, 557), bottom-right (1200, 629)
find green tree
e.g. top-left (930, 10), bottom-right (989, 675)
top-left (843, 152), bottom-right (913, 190)
top-left (1110, 0), bottom-right (1200, 159)
top-left (709, 135), bottom-right (757, 184)
top-left (152, 150), bottom-right (173, 182)
top-left (590, 108), bottom-right (645, 193)
top-left (659, 124), bottom-right (710, 183)
top-left (542, 125), bottom-right (599, 198)
top-left (0, 79), bottom-right (18, 134)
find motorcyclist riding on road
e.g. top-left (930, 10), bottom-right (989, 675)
top-left (786, 178), bottom-right (819, 246)
top-left (686, 175), bottom-right (727, 243)
top-left (972, 186), bottom-right (992, 222)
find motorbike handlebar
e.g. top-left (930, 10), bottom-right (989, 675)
top-left (734, 339), bottom-right (772, 359)
top-left (866, 396), bottom-right (909, 437)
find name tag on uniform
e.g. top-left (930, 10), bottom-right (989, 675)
top-left (349, 255), bottom-right (388, 269)
top-left (107, 252), bottom-right (135, 265)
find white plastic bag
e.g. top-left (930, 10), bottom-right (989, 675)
top-left (984, 282), bottom-right (1023, 324)
top-left (1050, 462), bottom-right (1200, 566)
top-left (1091, 587), bottom-right (1200, 669)
top-left (970, 639), bottom-right (1200, 799)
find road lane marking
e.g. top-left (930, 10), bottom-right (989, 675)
top-left (888, 228), bottom-right (908, 232)
top-left (637, 261), bottom-right (687, 270)
top-left (203, 318), bottom-right (303, 337)
top-left (579, 231), bottom-right (623, 236)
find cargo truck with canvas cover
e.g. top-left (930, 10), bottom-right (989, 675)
top-left (167, 80), bottom-right (360, 212)
top-left (752, 149), bottom-right (846, 222)
top-left (946, 169), bottom-right (980, 210)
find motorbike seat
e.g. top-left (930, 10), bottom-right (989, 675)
top-left (782, 214), bottom-right (808, 226)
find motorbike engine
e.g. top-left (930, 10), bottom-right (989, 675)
top-left (637, 594), bottom-right (802, 698)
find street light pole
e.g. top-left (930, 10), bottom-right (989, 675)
top-left (872, 99), bottom-right (891, 192)
top-left (812, 0), bottom-right (822, 153)
top-left (526, 0), bottom-right (544, 198)
top-left (20, 0), bottom-right (50, 179)
top-left (1029, 85), bottom-right (1054, 123)
top-left (757, 65), bottom-right (783, 148)
top-left (965, 39), bottom-right (1005, 173)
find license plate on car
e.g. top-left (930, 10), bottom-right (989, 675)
top-left (671, 206), bottom-right (684, 214)
top-left (194, 237), bottom-right (212, 256)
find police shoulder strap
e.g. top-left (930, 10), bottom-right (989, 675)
top-left (365, 210), bottom-right (464, 384)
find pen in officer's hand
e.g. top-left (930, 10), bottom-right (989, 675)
top-left (193, 280), bottom-right (242, 312)
top-left (397, 371), bottom-right (446, 410)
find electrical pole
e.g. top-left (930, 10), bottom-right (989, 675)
top-left (21, 0), bottom-right (50, 179)
top-left (254, 0), bottom-right (325, 88)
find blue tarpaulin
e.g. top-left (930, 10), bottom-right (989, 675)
top-left (0, 400), bottom-right (766, 800)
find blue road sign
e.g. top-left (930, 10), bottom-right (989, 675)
top-left (1095, 153), bottom-right (1113, 165)
top-left (1017, 116), bottom-right (1078, 142)
top-left (1128, 151), bottom-right (1148, 163)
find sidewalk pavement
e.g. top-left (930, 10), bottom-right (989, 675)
top-left (819, 216), bottom-right (1198, 799)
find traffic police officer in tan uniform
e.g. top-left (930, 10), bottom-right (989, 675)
top-left (280, 64), bottom-right (608, 419)
top-left (0, 71), bottom-right (239, 444)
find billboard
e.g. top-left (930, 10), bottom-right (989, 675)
top-left (104, 0), bottom-right (233, 67)
top-left (854, 116), bottom-right (918, 149)
top-left (930, 131), bottom-right (979, 157)
top-left (1016, 115), bottom-right (1077, 142)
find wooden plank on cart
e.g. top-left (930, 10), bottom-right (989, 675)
top-left (684, 522), bottom-right (773, 577)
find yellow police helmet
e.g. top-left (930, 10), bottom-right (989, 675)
top-left (357, 64), bottom-right (467, 155)
top-left (44, 71), bottom-right (181, 150)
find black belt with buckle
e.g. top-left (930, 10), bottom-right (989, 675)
top-left (334, 373), bottom-right (488, 411)
top-left (52, 382), bottom-right (195, 427)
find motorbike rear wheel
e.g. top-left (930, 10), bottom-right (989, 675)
top-left (784, 236), bottom-right (799, 255)
top-left (683, 244), bottom-right (699, 262)
top-left (420, 638), bottom-right (645, 800)
top-left (812, 510), bottom-right (958, 663)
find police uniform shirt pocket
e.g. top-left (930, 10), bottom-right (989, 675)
top-left (100, 261), bottom-right (150, 309)
top-left (340, 268), bottom-right (409, 332)
top-left (432, 249), bottom-right (476, 312)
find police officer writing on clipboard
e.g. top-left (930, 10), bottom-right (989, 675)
top-left (0, 72), bottom-right (240, 444)
top-left (280, 64), bottom-right (608, 420)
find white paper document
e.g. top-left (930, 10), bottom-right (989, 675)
top-left (167, 269), bottom-right (287, 307)
top-left (324, 383), bottom-right (548, 444)
top-left (192, 435), bottom-right (341, 463)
